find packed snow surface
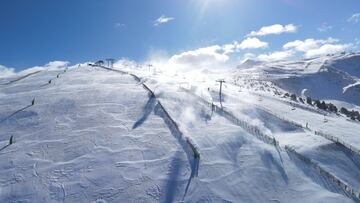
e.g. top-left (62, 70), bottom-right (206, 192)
top-left (0, 53), bottom-right (360, 202)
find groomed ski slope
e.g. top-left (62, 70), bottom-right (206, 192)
top-left (0, 67), bottom-right (192, 202)
top-left (0, 64), bottom-right (357, 202)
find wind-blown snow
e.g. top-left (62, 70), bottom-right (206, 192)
top-left (0, 52), bottom-right (360, 202)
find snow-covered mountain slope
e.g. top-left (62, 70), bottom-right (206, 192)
top-left (329, 53), bottom-right (360, 78)
top-left (0, 59), bottom-right (360, 202)
top-left (235, 53), bottom-right (360, 107)
top-left (236, 59), bottom-right (263, 69)
top-left (120, 61), bottom-right (360, 201)
top-left (0, 68), bottom-right (194, 202)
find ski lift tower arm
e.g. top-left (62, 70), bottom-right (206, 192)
top-left (216, 79), bottom-right (226, 102)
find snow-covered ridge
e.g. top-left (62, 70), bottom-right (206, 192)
top-left (234, 52), bottom-right (360, 107)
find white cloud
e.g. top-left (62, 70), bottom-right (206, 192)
top-left (222, 43), bottom-right (237, 54)
top-left (19, 61), bottom-right (70, 74)
top-left (0, 65), bottom-right (15, 78)
top-left (283, 38), bottom-right (338, 52)
top-left (257, 50), bottom-right (294, 61)
top-left (0, 61), bottom-right (70, 79)
top-left (283, 38), bottom-right (351, 58)
top-left (305, 44), bottom-right (352, 58)
top-left (243, 53), bottom-right (256, 60)
top-left (220, 38), bottom-right (268, 54)
top-left (348, 13), bottom-right (360, 23)
top-left (318, 23), bottom-right (332, 32)
top-left (238, 37), bottom-right (268, 49)
top-left (154, 15), bottom-right (174, 26)
top-left (168, 38), bottom-right (269, 69)
top-left (45, 61), bottom-right (69, 68)
top-left (247, 24), bottom-right (297, 37)
top-left (169, 45), bottom-right (229, 68)
top-left (114, 23), bottom-right (125, 28)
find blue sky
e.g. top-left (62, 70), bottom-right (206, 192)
top-left (0, 0), bottom-right (359, 71)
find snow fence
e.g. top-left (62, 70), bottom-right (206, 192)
top-left (0, 70), bottom-right (42, 85)
top-left (314, 130), bottom-right (360, 158)
top-left (286, 146), bottom-right (360, 201)
top-left (224, 91), bottom-right (360, 164)
top-left (181, 88), bottom-right (280, 147)
top-left (183, 87), bottom-right (360, 202)
top-left (94, 64), bottom-right (201, 161)
top-left (155, 101), bottom-right (200, 160)
top-left (142, 83), bottom-right (200, 160)
top-left (252, 95), bottom-right (360, 159)
top-left (93, 65), bottom-right (360, 201)
top-left (95, 65), bottom-right (142, 83)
